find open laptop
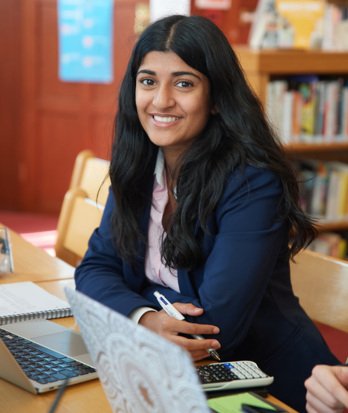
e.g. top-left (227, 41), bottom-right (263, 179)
top-left (65, 287), bottom-right (211, 413)
top-left (0, 319), bottom-right (97, 393)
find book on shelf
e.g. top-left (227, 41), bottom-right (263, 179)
top-left (325, 168), bottom-right (341, 220)
top-left (322, 2), bottom-right (348, 51)
top-left (339, 81), bottom-right (348, 137)
top-left (298, 165), bottom-right (317, 213)
top-left (310, 162), bottom-right (329, 217)
top-left (0, 282), bottom-right (72, 325)
top-left (249, 0), bottom-right (278, 49)
top-left (266, 79), bottom-right (287, 136)
top-left (298, 78), bottom-right (317, 138)
top-left (275, 0), bottom-right (325, 49)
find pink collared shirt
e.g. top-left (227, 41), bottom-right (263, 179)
top-left (144, 150), bottom-right (179, 292)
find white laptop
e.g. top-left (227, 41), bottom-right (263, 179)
top-left (0, 319), bottom-right (97, 393)
top-left (65, 287), bottom-right (210, 413)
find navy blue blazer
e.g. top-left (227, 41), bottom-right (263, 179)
top-left (75, 165), bottom-right (337, 412)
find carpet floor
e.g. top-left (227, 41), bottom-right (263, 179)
top-left (0, 211), bottom-right (58, 256)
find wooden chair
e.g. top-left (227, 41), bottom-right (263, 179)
top-left (55, 150), bottom-right (110, 266)
top-left (69, 149), bottom-right (110, 206)
top-left (290, 249), bottom-right (348, 332)
top-left (55, 188), bottom-right (104, 267)
top-left (290, 249), bottom-right (348, 362)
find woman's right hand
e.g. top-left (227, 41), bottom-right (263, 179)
top-left (139, 302), bottom-right (221, 361)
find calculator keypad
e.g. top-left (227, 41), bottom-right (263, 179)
top-left (196, 360), bottom-right (268, 384)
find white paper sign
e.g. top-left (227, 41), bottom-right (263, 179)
top-left (195, 0), bottom-right (232, 10)
top-left (150, 0), bottom-right (190, 22)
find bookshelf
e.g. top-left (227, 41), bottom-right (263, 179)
top-left (235, 47), bottom-right (348, 109)
top-left (285, 142), bottom-right (348, 155)
top-left (235, 48), bottom-right (348, 238)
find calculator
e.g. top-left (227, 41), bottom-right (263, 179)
top-left (196, 360), bottom-right (274, 392)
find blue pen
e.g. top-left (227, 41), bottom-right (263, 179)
top-left (154, 291), bottom-right (221, 361)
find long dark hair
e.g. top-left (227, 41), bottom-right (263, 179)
top-left (110, 14), bottom-right (316, 269)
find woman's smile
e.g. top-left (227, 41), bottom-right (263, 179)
top-left (151, 114), bottom-right (181, 125)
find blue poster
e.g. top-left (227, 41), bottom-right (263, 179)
top-left (58, 0), bottom-right (114, 83)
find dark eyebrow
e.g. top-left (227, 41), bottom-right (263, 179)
top-left (136, 69), bottom-right (201, 80)
top-left (137, 69), bottom-right (156, 76)
top-left (173, 71), bottom-right (201, 80)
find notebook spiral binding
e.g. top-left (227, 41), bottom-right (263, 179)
top-left (0, 308), bottom-right (72, 325)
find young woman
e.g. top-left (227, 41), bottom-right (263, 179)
top-left (75, 15), bottom-right (338, 412)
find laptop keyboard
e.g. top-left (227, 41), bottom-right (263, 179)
top-left (0, 328), bottom-right (96, 384)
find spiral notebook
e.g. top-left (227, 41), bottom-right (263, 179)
top-left (0, 282), bottom-right (72, 325)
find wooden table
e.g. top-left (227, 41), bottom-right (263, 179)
top-left (0, 225), bottom-right (74, 284)
top-left (0, 371), bottom-right (112, 413)
top-left (0, 280), bottom-right (298, 413)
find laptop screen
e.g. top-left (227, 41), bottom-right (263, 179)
top-left (65, 287), bottom-right (210, 413)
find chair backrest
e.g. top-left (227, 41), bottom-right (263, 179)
top-left (55, 150), bottom-right (110, 266)
top-left (55, 188), bottom-right (104, 266)
top-left (290, 249), bottom-right (348, 332)
top-left (69, 149), bottom-right (110, 206)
